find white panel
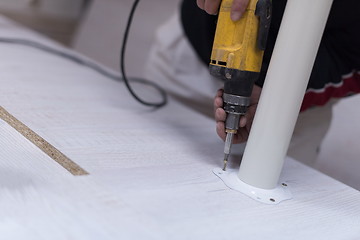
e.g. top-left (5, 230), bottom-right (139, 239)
top-left (0, 15), bottom-right (360, 239)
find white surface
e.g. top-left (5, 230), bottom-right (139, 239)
top-left (0, 15), bottom-right (360, 239)
top-left (239, 0), bottom-right (333, 189)
top-left (0, 119), bottom-right (153, 239)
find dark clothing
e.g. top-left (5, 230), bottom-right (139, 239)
top-left (180, 0), bottom-right (360, 110)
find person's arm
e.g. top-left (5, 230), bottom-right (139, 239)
top-left (196, 0), bottom-right (249, 21)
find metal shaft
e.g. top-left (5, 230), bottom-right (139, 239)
top-left (223, 132), bottom-right (234, 171)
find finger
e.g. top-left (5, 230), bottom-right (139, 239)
top-left (216, 121), bottom-right (226, 141)
top-left (231, 0), bottom-right (249, 21)
top-left (236, 126), bottom-right (250, 143)
top-left (215, 108), bottom-right (226, 122)
top-left (214, 96), bottom-right (223, 110)
top-left (216, 88), bottom-right (224, 97)
top-left (204, 0), bottom-right (221, 15)
top-left (214, 89), bottom-right (224, 112)
top-left (232, 134), bottom-right (241, 144)
top-left (251, 85), bottom-right (262, 104)
top-left (232, 131), bottom-right (245, 144)
top-left (244, 104), bottom-right (257, 130)
top-left (239, 115), bottom-right (247, 128)
top-left (197, 0), bottom-right (205, 10)
top-left (238, 128), bottom-right (249, 142)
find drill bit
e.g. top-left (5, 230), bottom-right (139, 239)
top-left (223, 154), bottom-right (229, 171)
top-left (223, 132), bottom-right (234, 171)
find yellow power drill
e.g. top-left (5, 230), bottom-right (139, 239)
top-left (209, 0), bottom-right (272, 170)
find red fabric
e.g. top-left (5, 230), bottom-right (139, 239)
top-left (301, 72), bottom-right (360, 112)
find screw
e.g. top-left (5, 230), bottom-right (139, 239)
top-left (282, 183), bottom-right (287, 187)
top-left (270, 198), bottom-right (275, 202)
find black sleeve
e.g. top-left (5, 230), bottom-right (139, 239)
top-left (180, 0), bottom-right (217, 66)
top-left (308, 0), bottom-right (360, 90)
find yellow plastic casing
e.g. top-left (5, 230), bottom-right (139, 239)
top-left (210, 0), bottom-right (263, 73)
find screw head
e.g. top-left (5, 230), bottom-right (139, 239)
top-left (270, 198), bottom-right (276, 202)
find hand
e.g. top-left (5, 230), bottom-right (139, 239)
top-left (196, 0), bottom-right (250, 21)
top-left (214, 85), bottom-right (261, 143)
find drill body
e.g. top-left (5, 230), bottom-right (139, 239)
top-left (209, 0), bottom-right (271, 170)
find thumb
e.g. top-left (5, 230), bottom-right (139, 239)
top-left (231, 0), bottom-right (250, 21)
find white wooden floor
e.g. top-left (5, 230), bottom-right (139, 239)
top-left (1, 16), bottom-right (360, 239)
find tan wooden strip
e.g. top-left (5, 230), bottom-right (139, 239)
top-left (0, 106), bottom-right (88, 176)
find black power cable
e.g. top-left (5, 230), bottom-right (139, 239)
top-left (120, 0), bottom-right (167, 108)
top-left (0, 37), bottom-right (122, 81)
top-left (0, 0), bottom-right (167, 108)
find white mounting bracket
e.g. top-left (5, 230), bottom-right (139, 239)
top-left (213, 168), bottom-right (292, 205)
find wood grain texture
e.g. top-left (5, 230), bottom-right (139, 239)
top-left (0, 106), bottom-right (88, 175)
top-left (0, 15), bottom-right (360, 239)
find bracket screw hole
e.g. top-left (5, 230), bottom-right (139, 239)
top-left (282, 183), bottom-right (287, 187)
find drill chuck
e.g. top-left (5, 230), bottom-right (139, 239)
top-left (225, 113), bottom-right (241, 131)
top-left (223, 93), bottom-right (250, 131)
top-left (222, 93), bottom-right (250, 171)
